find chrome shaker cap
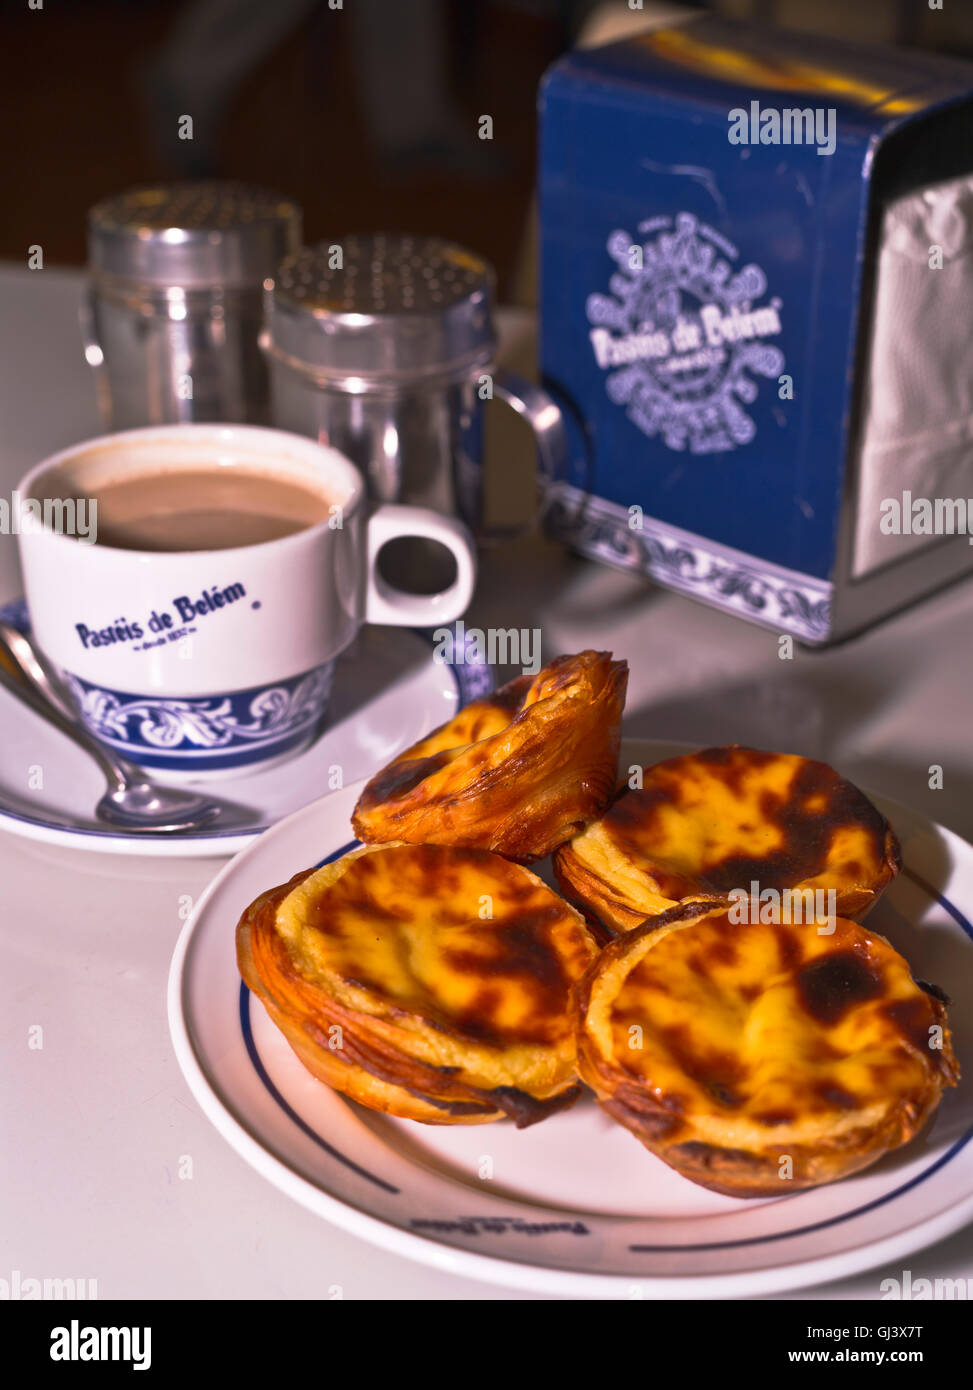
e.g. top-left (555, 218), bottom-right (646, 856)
top-left (88, 182), bottom-right (302, 289)
top-left (264, 234), bottom-right (497, 384)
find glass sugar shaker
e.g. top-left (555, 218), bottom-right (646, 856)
top-left (262, 234), bottom-right (565, 543)
top-left (82, 182), bottom-right (302, 429)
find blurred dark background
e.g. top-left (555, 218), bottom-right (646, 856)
top-left (3, 0), bottom-right (973, 302)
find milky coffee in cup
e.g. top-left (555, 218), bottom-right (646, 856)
top-left (63, 466), bottom-right (339, 553)
top-left (17, 424), bottom-right (476, 779)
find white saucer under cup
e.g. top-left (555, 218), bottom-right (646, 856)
top-left (0, 600), bottom-right (492, 857)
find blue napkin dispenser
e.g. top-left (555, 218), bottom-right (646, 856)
top-left (539, 16), bottom-right (973, 643)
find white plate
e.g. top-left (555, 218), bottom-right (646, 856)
top-left (168, 739), bottom-right (973, 1296)
top-left (0, 600), bottom-right (491, 857)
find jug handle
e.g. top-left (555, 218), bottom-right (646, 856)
top-left (478, 369), bottom-right (566, 545)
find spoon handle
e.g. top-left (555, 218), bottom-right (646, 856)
top-left (0, 623), bottom-right (130, 788)
top-left (0, 618), bottom-right (88, 721)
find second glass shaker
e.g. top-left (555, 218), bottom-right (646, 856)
top-left (83, 181), bottom-right (302, 429)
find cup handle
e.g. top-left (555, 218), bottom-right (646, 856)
top-left (476, 368), bottom-right (567, 544)
top-left (364, 504), bottom-right (477, 627)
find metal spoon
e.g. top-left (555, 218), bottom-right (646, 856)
top-left (0, 618), bottom-right (224, 833)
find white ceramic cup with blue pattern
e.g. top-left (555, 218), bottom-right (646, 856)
top-left (17, 423), bottom-right (476, 779)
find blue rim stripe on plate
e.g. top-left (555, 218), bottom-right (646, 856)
top-left (628, 1127), bottom-right (973, 1253)
top-left (241, 853), bottom-right (973, 1255)
top-left (239, 988), bottom-right (399, 1196)
top-left (238, 837), bottom-right (401, 1194)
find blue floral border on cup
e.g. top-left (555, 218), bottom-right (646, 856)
top-left (0, 598), bottom-right (495, 772)
top-left (64, 663), bottom-right (336, 772)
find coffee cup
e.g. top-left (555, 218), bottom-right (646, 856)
top-left (16, 423), bottom-right (476, 778)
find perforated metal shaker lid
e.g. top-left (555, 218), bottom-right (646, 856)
top-left (264, 234), bottom-right (497, 382)
top-left (88, 182), bottom-right (302, 289)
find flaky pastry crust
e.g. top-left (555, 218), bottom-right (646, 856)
top-left (351, 650), bottom-right (628, 862)
top-left (237, 843), bottom-right (598, 1126)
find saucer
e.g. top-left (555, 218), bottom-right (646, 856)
top-left (0, 600), bottom-right (493, 857)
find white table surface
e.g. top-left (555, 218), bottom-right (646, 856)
top-left (2, 263), bottom-right (972, 1300)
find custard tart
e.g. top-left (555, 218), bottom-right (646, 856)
top-left (554, 746), bottom-right (900, 935)
top-left (575, 902), bottom-right (958, 1196)
top-left (237, 842), bottom-right (598, 1126)
top-left (352, 650), bottom-right (628, 863)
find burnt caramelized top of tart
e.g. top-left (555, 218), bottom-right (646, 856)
top-left (577, 905), bottom-right (958, 1137)
top-left (608, 747), bottom-right (893, 896)
top-left (556, 746), bottom-right (901, 927)
top-left (272, 843), bottom-right (597, 1051)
